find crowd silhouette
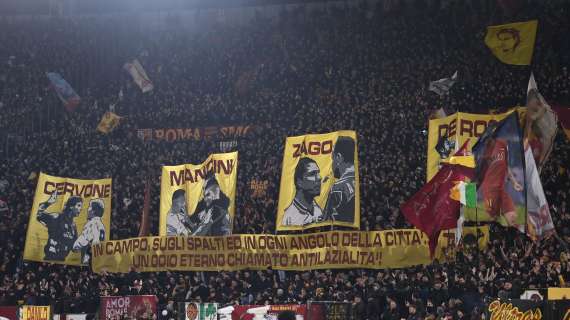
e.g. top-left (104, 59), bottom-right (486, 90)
top-left (1, 0), bottom-right (570, 319)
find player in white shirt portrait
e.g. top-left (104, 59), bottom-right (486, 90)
top-left (73, 198), bottom-right (106, 264)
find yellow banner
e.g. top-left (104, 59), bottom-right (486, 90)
top-left (24, 173), bottom-right (112, 266)
top-left (92, 229), bottom-right (485, 273)
top-left (277, 131), bottom-right (359, 231)
top-left (427, 109), bottom-right (525, 182)
top-left (20, 306), bottom-right (51, 320)
top-left (160, 152), bottom-right (238, 237)
top-left (485, 20), bottom-right (538, 65)
top-left (97, 111), bottom-right (122, 134)
top-left (547, 288), bottom-right (570, 300)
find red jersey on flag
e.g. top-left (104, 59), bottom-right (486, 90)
top-left (480, 139), bottom-right (508, 190)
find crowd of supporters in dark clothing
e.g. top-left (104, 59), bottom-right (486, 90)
top-left (1, 0), bottom-right (570, 318)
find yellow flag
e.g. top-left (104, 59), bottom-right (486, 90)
top-left (442, 155), bottom-right (475, 168)
top-left (485, 20), bottom-right (537, 65)
top-left (97, 111), bottom-right (122, 134)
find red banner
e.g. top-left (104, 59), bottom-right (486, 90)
top-left (136, 125), bottom-right (254, 142)
top-left (401, 163), bottom-right (474, 256)
top-left (0, 306), bottom-right (18, 320)
top-left (99, 295), bottom-right (158, 320)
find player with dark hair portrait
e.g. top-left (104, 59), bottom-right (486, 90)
top-left (324, 136), bottom-right (356, 223)
top-left (282, 157), bottom-right (324, 226)
top-left (36, 193), bottom-right (83, 261)
top-left (190, 173), bottom-right (232, 236)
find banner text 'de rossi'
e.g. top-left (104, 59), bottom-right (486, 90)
top-left (91, 229), bottom-right (484, 273)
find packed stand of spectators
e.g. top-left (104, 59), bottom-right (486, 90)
top-left (1, 0), bottom-right (570, 318)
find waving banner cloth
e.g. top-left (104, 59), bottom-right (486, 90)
top-left (97, 112), bottom-right (122, 134)
top-left (427, 109), bottom-right (525, 182)
top-left (46, 72), bottom-right (81, 111)
top-left (429, 71), bottom-right (458, 96)
top-left (525, 73), bottom-right (558, 172)
top-left (24, 173), bottom-right (112, 266)
top-left (525, 143), bottom-right (555, 241)
top-left (471, 112), bottom-right (527, 231)
top-left (401, 163), bottom-right (474, 257)
top-left (277, 130), bottom-right (359, 231)
top-left (91, 229), bottom-right (487, 273)
top-left (160, 152), bottom-right (238, 237)
top-left (124, 59), bottom-right (153, 93)
top-left (485, 20), bottom-right (538, 65)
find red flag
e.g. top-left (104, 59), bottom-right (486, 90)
top-left (401, 164), bottom-right (474, 257)
top-left (138, 179), bottom-right (151, 237)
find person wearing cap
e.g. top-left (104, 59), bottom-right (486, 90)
top-left (73, 198), bottom-right (106, 264)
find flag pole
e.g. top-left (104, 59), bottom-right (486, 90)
top-left (471, 199), bottom-right (480, 289)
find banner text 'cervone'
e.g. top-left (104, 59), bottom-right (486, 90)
top-left (43, 181), bottom-right (111, 198)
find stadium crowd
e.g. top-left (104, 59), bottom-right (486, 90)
top-left (1, 0), bottom-right (570, 318)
